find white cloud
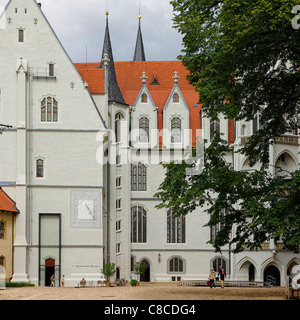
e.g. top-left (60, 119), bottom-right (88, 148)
top-left (0, 0), bottom-right (182, 62)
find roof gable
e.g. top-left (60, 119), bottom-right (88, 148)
top-left (0, 188), bottom-right (19, 213)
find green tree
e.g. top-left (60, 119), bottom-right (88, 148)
top-left (155, 0), bottom-right (300, 253)
top-left (101, 263), bottom-right (116, 285)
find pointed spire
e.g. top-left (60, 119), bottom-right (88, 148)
top-left (97, 12), bottom-right (127, 105)
top-left (133, 15), bottom-right (146, 61)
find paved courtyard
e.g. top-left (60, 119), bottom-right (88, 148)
top-left (0, 282), bottom-right (287, 300)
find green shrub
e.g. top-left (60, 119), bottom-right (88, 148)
top-left (130, 279), bottom-right (138, 287)
top-left (6, 282), bottom-right (35, 287)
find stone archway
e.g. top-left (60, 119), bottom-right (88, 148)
top-left (264, 265), bottom-right (281, 286)
top-left (140, 260), bottom-right (150, 282)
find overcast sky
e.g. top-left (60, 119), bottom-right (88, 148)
top-left (0, 0), bottom-right (183, 63)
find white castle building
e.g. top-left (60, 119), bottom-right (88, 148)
top-left (0, 0), bottom-right (299, 287)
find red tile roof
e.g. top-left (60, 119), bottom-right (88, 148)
top-left (75, 64), bottom-right (105, 94)
top-left (75, 61), bottom-right (202, 146)
top-left (0, 188), bottom-right (19, 213)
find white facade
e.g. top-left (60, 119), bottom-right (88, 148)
top-left (0, 0), bottom-right (106, 286)
top-left (0, 0), bottom-right (299, 287)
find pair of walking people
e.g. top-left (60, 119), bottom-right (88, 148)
top-left (208, 266), bottom-right (226, 288)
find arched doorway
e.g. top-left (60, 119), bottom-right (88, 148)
top-left (249, 263), bottom-right (255, 282)
top-left (264, 265), bottom-right (281, 286)
top-left (140, 260), bottom-right (150, 282)
top-left (45, 258), bottom-right (55, 287)
top-left (116, 267), bottom-right (120, 279)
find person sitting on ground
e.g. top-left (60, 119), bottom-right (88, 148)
top-left (80, 277), bottom-right (86, 287)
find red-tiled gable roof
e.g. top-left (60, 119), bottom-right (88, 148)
top-left (74, 64), bottom-right (105, 94)
top-left (74, 61), bottom-right (202, 146)
top-left (0, 188), bottom-right (19, 213)
top-left (114, 61), bottom-right (201, 146)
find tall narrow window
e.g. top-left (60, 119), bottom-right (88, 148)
top-left (139, 117), bottom-right (149, 142)
top-left (210, 118), bottom-right (220, 141)
top-left (131, 163), bottom-right (147, 191)
top-left (171, 117), bottom-right (181, 143)
top-left (115, 112), bottom-right (124, 143)
top-left (131, 206), bottom-right (147, 243)
top-left (0, 222), bottom-right (5, 239)
top-left (18, 29), bottom-right (24, 42)
top-left (36, 159), bottom-right (44, 178)
top-left (0, 256), bottom-right (4, 266)
top-left (41, 98), bottom-right (46, 122)
top-left (252, 112), bottom-right (261, 134)
top-left (210, 210), bottom-right (225, 241)
top-left (49, 64), bottom-right (54, 77)
top-left (173, 93), bottom-right (179, 102)
top-left (141, 93), bottom-right (147, 103)
top-left (167, 208), bottom-right (185, 243)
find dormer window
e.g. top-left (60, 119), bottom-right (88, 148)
top-left (141, 94), bottom-right (147, 103)
top-left (173, 93), bottom-right (179, 103)
top-left (49, 64), bottom-right (54, 77)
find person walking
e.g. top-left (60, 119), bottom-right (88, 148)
top-left (218, 265), bottom-right (226, 288)
top-left (208, 267), bottom-right (216, 288)
top-left (61, 275), bottom-right (65, 287)
top-left (50, 274), bottom-right (55, 287)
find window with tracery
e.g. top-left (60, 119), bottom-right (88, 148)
top-left (167, 208), bottom-right (185, 243)
top-left (131, 206), bottom-right (147, 243)
top-left (139, 117), bottom-right (149, 142)
top-left (171, 117), bottom-right (181, 143)
top-left (41, 97), bottom-right (58, 122)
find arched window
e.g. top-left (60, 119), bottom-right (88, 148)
top-left (210, 217), bottom-right (224, 242)
top-left (241, 124), bottom-right (246, 136)
top-left (36, 159), bottom-right (44, 178)
top-left (131, 206), bottom-right (147, 243)
top-left (18, 29), bottom-right (24, 42)
top-left (49, 64), bottom-right (54, 77)
top-left (141, 94), bottom-right (147, 103)
top-left (0, 222), bottom-right (5, 239)
top-left (173, 93), bottom-right (179, 103)
top-left (169, 257), bottom-right (184, 273)
top-left (115, 112), bottom-right (124, 143)
top-left (212, 257), bottom-right (226, 273)
top-left (252, 112), bottom-right (261, 134)
top-left (41, 97), bottom-right (58, 122)
top-left (131, 163), bottom-right (147, 191)
top-left (171, 117), bottom-right (181, 143)
top-left (139, 117), bottom-right (149, 142)
top-left (210, 118), bottom-right (220, 141)
top-left (167, 208), bottom-right (185, 243)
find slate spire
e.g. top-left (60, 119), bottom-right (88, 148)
top-left (97, 12), bottom-right (126, 105)
top-left (133, 15), bottom-right (146, 62)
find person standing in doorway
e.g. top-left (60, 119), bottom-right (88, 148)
top-left (218, 265), bottom-right (226, 288)
top-left (50, 274), bottom-right (55, 287)
top-left (61, 275), bottom-right (65, 287)
top-left (208, 268), bottom-right (216, 288)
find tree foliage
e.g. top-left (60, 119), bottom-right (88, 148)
top-left (155, 0), bottom-right (300, 253)
top-left (171, 0), bottom-right (300, 164)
